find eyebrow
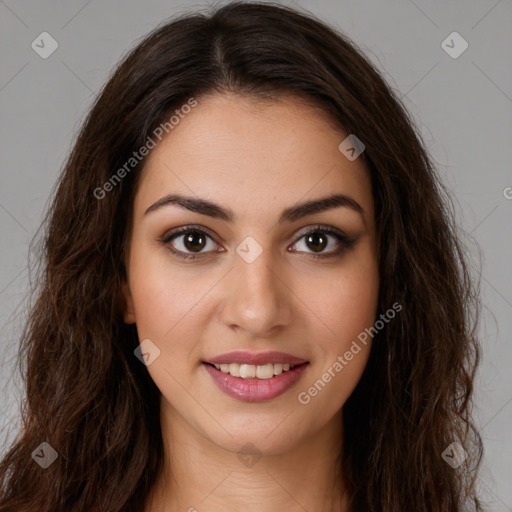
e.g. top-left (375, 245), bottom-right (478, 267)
top-left (144, 192), bottom-right (365, 224)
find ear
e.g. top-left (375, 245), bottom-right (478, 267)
top-left (121, 279), bottom-right (136, 324)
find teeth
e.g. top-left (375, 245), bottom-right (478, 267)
top-left (273, 363), bottom-right (283, 375)
top-left (256, 364), bottom-right (273, 379)
top-left (229, 363), bottom-right (240, 377)
top-left (212, 363), bottom-right (297, 379)
top-left (240, 364), bottom-right (256, 378)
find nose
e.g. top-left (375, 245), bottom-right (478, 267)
top-left (219, 246), bottom-right (294, 337)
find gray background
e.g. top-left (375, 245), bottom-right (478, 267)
top-left (1, 0), bottom-right (511, 509)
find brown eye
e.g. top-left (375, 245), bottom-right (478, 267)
top-left (182, 231), bottom-right (208, 252)
top-left (304, 232), bottom-right (328, 253)
top-left (160, 226), bottom-right (220, 260)
top-left (290, 226), bottom-right (358, 258)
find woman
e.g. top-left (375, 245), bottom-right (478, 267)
top-left (0, 2), bottom-right (484, 511)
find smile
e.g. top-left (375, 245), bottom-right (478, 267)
top-left (203, 360), bottom-right (309, 403)
top-left (211, 362), bottom-right (296, 379)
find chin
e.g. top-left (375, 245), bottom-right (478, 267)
top-left (199, 414), bottom-right (310, 458)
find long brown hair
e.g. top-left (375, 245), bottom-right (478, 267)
top-left (0, 2), bottom-right (484, 510)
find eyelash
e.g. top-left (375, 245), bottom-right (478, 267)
top-left (159, 224), bottom-right (358, 261)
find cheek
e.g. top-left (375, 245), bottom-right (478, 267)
top-left (127, 248), bottom-right (214, 356)
top-left (296, 250), bottom-right (378, 408)
top-left (305, 254), bottom-right (379, 351)
top-left (333, 270), bottom-right (379, 342)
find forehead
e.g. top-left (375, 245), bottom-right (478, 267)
top-left (134, 93), bottom-right (374, 226)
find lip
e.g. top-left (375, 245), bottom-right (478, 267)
top-left (203, 361), bottom-right (310, 403)
top-left (203, 350), bottom-right (308, 366)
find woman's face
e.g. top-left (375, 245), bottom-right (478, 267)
top-left (122, 93), bottom-right (379, 455)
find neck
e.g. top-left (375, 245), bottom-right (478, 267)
top-left (145, 398), bottom-right (350, 512)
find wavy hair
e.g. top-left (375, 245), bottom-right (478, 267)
top-left (0, 2), bottom-right (484, 510)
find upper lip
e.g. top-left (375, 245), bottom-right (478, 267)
top-left (203, 351), bottom-right (308, 366)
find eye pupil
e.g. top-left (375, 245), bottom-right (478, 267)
top-left (306, 232), bottom-right (327, 253)
top-left (184, 231), bottom-right (206, 252)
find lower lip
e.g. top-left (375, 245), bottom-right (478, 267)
top-left (203, 363), bottom-right (309, 403)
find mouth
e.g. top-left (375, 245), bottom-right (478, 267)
top-left (204, 362), bottom-right (303, 379)
top-left (202, 352), bottom-right (310, 402)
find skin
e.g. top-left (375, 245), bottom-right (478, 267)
top-left (122, 93), bottom-right (379, 512)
